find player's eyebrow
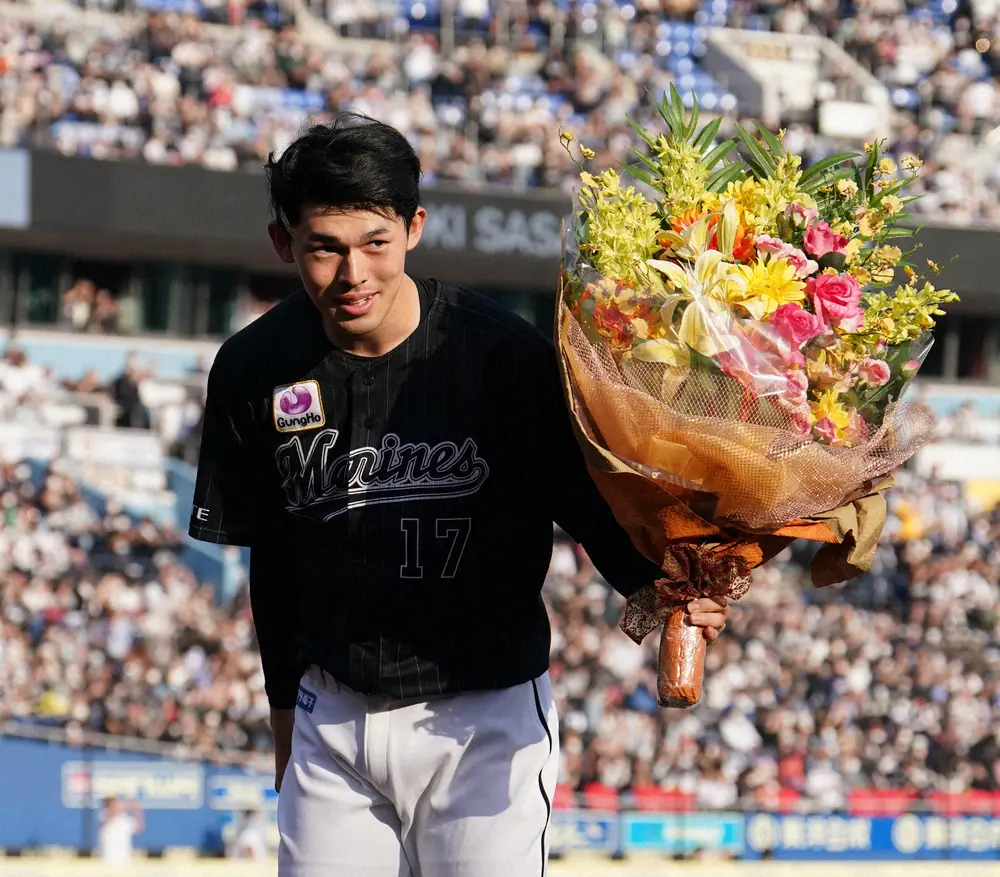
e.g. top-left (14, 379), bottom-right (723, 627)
top-left (306, 227), bottom-right (391, 244)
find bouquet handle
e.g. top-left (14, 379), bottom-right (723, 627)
top-left (656, 604), bottom-right (707, 708)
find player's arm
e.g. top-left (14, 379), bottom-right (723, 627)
top-left (188, 352), bottom-right (300, 785)
top-left (249, 539), bottom-right (300, 792)
top-left (533, 345), bottom-right (729, 636)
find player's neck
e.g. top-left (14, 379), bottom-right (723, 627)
top-left (324, 275), bottom-right (422, 358)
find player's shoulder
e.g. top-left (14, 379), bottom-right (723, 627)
top-left (430, 280), bottom-right (553, 353)
top-left (209, 291), bottom-right (313, 379)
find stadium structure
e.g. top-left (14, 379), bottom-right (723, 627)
top-left (1, 0), bottom-right (999, 870)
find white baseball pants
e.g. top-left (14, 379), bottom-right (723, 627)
top-left (277, 666), bottom-right (560, 877)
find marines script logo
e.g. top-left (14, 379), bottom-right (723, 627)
top-left (275, 429), bottom-right (489, 520)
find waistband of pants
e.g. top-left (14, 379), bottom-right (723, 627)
top-left (304, 664), bottom-right (455, 711)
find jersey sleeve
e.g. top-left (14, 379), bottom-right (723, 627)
top-left (532, 341), bottom-right (665, 598)
top-left (188, 354), bottom-right (262, 546)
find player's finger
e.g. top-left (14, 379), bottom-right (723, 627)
top-left (688, 596), bottom-right (728, 614)
top-left (689, 611), bottom-right (727, 630)
top-left (703, 626), bottom-right (720, 642)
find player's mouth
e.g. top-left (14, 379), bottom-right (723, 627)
top-left (336, 292), bottom-right (378, 318)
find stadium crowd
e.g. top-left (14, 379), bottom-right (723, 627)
top-left (3, 1), bottom-right (1000, 222)
top-left (1, 440), bottom-right (998, 804)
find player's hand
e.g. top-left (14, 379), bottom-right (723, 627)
top-left (270, 708), bottom-right (295, 793)
top-left (686, 596), bottom-right (730, 643)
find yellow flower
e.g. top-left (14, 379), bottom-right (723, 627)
top-left (858, 210), bottom-right (884, 237)
top-left (579, 146), bottom-right (596, 160)
top-left (700, 192), bottom-right (722, 213)
top-left (864, 142), bottom-right (875, 154)
top-left (927, 259), bottom-right (940, 274)
top-left (725, 179), bottom-right (765, 221)
top-left (904, 266), bottom-right (916, 280)
top-left (837, 179), bottom-right (859, 199)
top-left (871, 264), bottom-right (895, 285)
top-left (849, 265), bottom-right (872, 286)
top-left (810, 390), bottom-right (852, 431)
top-left (877, 157), bottom-right (897, 176)
top-left (732, 258), bottom-right (806, 319)
top-left (902, 155), bottom-right (924, 172)
top-left (560, 129), bottom-right (575, 143)
top-left (881, 195), bottom-right (903, 215)
top-left (834, 220), bottom-right (856, 237)
top-left (877, 245), bottom-right (902, 263)
top-left (842, 238), bottom-right (863, 264)
top-left (822, 267), bottom-right (840, 276)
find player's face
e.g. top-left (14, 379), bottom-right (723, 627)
top-left (268, 206), bottom-right (426, 348)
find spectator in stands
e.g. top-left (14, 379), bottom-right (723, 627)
top-left (3, 1), bottom-right (1000, 222)
top-left (97, 797), bottom-right (144, 867)
top-left (110, 353), bottom-right (152, 429)
top-left (0, 448), bottom-right (997, 804)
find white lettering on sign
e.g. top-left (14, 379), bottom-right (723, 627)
top-left (747, 815), bottom-right (872, 853)
top-left (421, 204), bottom-right (467, 251)
top-left (472, 207), bottom-right (562, 258)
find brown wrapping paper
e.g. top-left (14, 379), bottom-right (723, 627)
top-left (553, 263), bottom-right (902, 709)
top-left (657, 606), bottom-right (706, 708)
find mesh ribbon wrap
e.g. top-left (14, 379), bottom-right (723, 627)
top-left (621, 543), bottom-right (752, 644)
top-left (562, 310), bottom-right (934, 531)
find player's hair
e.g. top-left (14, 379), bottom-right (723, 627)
top-left (264, 112), bottom-right (422, 234)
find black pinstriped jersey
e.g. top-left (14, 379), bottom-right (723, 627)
top-left (189, 280), bottom-right (664, 707)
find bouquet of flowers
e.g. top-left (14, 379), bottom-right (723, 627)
top-left (556, 87), bottom-right (959, 708)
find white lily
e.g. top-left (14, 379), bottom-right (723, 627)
top-left (643, 250), bottom-right (745, 359)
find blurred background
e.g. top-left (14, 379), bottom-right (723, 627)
top-left (1, 0), bottom-right (999, 872)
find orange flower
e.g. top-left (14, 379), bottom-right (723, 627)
top-left (668, 208), bottom-right (714, 235)
top-left (707, 223), bottom-right (755, 263)
top-left (732, 226), bottom-right (756, 263)
top-left (592, 302), bottom-right (635, 351)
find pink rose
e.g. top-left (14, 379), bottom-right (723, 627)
top-left (781, 247), bottom-right (820, 279)
top-left (844, 410), bottom-right (870, 446)
top-left (755, 234), bottom-right (787, 256)
top-left (756, 235), bottom-right (819, 278)
top-left (791, 413), bottom-right (813, 436)
top-left (716, 349), bottom-right (753, 383)
top-left (807, 273), bottom-right (864, 330)
top-left (813, 416), bottom-right (839, 443)
top-left (771, 303), bottom-right (827, 349)
top-left (803, 221), bottom-right (849, 258)
top-left (858, 357), bottom-right (891, 387)
top-left (902, 359), bottom-right (921, 376)
top-left (785, 369), bottom-right (809, 396)
top-left (786, 203), bottom-right (819, 227)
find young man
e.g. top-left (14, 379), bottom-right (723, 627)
top-left (189, 114), bottom-right (730, 877)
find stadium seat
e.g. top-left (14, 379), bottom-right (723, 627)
top-left (847, 789), bottom-right (918, 816)
top-left (630, 785), bottom-right (696, 813)
top-left (552, 784), bottom-right (577, 811)
top-left (581, 782), bottom-right (621, 811)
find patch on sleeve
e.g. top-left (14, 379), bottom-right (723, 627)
top-left (296, 686), bottom-right (317, 714)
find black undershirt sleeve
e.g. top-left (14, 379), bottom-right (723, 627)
top-left (535, 343), bottom-right (665, 599)
top-left (249, 539), bottom-right (303, 710)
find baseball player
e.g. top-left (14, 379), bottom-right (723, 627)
top-left (188, 113), bottom-right (730, 877)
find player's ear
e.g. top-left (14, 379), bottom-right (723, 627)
top-left (268, 221), bottom-right (296, 264)
top-left (405, 207), bottom-right (427, 252)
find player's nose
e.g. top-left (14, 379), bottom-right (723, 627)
top-left (339, 248), bottom-right (368, 287)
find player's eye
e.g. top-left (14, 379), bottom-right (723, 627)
top-left (368, 240), bottom-right (388, 250)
